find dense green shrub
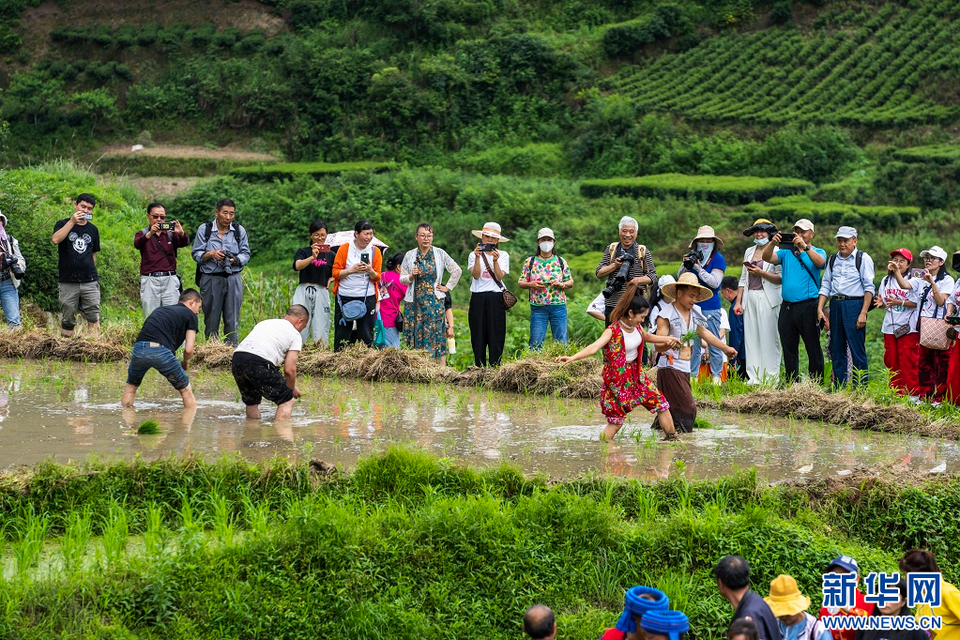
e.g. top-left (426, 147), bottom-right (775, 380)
top-left (230, 161), bottom-right (397, 180)
top-left (456, 142), bottom-right (566, 177)
top-left (873, 160), bottom-right (960, 210)
top-left (739, 197), bottom-right (920, 231)
top-left (892, 144), bottom-right (960, 165)
top-left (581, 174), bottom-right (814, 204)
top-left (0, 22), bottom-right (22, 53)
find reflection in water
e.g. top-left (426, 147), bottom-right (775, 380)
top-left (0, 359), bottom-right (957, 480)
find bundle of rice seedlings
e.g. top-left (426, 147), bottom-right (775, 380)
top-left (0, 330), bottom-right (54, 358)
top-left (362, 348), bottom-right (457, 384)
top-left (298, 347), bottom-right (340, 377)
top-left (192, 342), bottom-right (235, 369)
top-left (54, 337), bottom-right (129, 362)
top-left (137, 420), bottom-right (161, 435)
top-left (456, 367), bottom-right (494, 388)
top-left (488, 359), bottom-right (555, 394)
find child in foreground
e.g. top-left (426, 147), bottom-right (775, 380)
top-left (557, 283), bottom-right (681, 441)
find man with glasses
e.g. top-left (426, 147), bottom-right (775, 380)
top-left (134, 202), bottom-right (190, 317)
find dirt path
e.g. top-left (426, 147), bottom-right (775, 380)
top-left (98, 144), bottom-right (277, 162)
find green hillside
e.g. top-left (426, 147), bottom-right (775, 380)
top-left (612, 0), bottom-right (960, 127)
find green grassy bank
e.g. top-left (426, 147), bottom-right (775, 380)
top-left (0, 448), bottom-right (958, 639)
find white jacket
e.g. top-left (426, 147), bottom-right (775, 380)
top-left (0, 236), bottom-right (26, 290)
top-left (738, 245), bottom-right (782, 307)
top-left (399, 246), bottom-right (462, 304)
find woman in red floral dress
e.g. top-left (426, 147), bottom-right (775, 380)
top-left (558, 283), bottom-right (680, 441)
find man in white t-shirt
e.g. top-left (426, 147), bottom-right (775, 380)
top-left (231, 305), bottom-right (309, 420)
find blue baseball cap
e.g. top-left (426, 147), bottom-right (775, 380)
top-left (828, 555), bottom-right (859, 574)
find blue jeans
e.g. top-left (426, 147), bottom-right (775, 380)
top-left (0, 279), bottom-right (21, 327)
top-left (126, 341), bottom-right (190, 390)
top-left (382, 326), bottom-right (401, 349)
top-left (529, 304), bottom-right (569, 350)
top-left (829, 298), bottom-right (868, 386)
top-left (691, 308), bottom-right (724, 378)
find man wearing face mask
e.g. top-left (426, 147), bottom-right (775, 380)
top-left (596, 216), bottom-right (657, 324)
top-left (679, 225), bottom-right (727, 383)
top-left (519, 228), bottom-right (574, 350)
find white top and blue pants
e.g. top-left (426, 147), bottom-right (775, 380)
top-left (819, 251), bottom-right (875, 386)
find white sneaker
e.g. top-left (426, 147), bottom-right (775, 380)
top-left (909, 395), bottom-right (921, 405)
top-left (712, 376), bottom-right (722, 385)
top-left (932, 401), bottom-right (942, 408)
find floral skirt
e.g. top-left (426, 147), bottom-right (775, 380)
top-left (601, 360), bottom-right (670, 426)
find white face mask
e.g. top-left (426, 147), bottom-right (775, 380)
top-left (754, 237), bottom-right (769, 246)
top-left (539, 241), bottom-right (554, 253)
top-left (697, 242), bottom-right (714, 253)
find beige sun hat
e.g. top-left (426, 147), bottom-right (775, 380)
top-left (689, 225), bottom-right (723, 248)
top-left (661, 272), bottom-right (713, 303)
top-left (764, 575), bottom-right (812, 618)
top-left (471, 221), bottom-right (510, 242)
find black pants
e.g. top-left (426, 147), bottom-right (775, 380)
top-left (469, 291), bottom-right (506, 367)
top-left (778, 298), bottom-right (824, 383)
top-left (334, 294), bottom-right (377, 351)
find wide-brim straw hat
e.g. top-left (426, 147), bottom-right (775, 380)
top-left (661, 272), bottom-right (713, 303)
top-left (471, 221), bottom-right (510, 242)
top-left (764, 575), bottom-right (811, 618)
top-left (689, 224), bottom-right (723, 248)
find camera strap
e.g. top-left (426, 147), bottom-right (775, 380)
top-left (479, 251), bottom-right (507, 292)
top-left (792, 249), bottom-right (822, 290)
top-left (151, 232), bottom-right (178, 273)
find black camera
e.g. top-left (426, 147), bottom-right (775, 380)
top-left (601, 252), bottom-right (635, 299)
top-left (742, 221), bottom-right (778, 237)
top-left (682, 250), bottom-right (702, 271)
top-left (478, 243), bottom-right (497, 253)
top-left (779, 232), bottom-right (796, 247)
top-left (946, 312), bottom-right (960, 327)
top-left (3, 255), bottom-right (24, 279)
top-left (158, 221), bottom-right (175, 231)
top-left (222, 251), bottom-right (240, 273)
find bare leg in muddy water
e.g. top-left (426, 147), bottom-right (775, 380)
top-left (244, 398), bottom-right (293, 421)
top-left (122, 382), bottom-right (196, 409)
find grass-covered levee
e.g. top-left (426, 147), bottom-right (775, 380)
top-left (0, 448), bottom-right (958, 639)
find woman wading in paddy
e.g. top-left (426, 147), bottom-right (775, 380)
top-left (557, 283), bottom-right (682, 442)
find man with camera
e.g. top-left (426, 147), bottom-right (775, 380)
top-left (0, 211), bottom-right (26, 329)
top-left (51, 193), bottom-right (101, 338)
top-left (761, 219), bottom-right (827, 384)
top-left (595, 216), bottom-right (657, 323)
top-left (191, 198), bottom-right (250, 346)
top-left (678, 225), bottom-right (727, 383)
top-left (134, 202), bottom-right (190, 318)
top-left (817, 226), bottom-right (875, 387)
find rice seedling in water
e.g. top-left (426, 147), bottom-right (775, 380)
top-left (209, 491), bottom-right (235, 547)
top-left (137, 420), bottom-right (161, 435)
top-left (143, 503), bottom-right (169, 558)
top-left (59, 507), bottom-right (93, 575)
top-left (13, 506), bottom-right (49, 581)
top-left (100, 501), bottom-right (129, 568)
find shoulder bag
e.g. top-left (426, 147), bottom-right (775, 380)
top-left (918, 283), bottom-right (952, 350)
top-left (479, 251), bottom-right (517, 310)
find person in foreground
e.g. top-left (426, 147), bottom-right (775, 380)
top-left (122, 289), bottom-right (202, 409)
top-left (715, 555), bottom-right (782, 640)
top-left (600, 585), bottom-right (670, 640)
top-left (853, 578), bottom-right (926, 640)
top-left (231, 305), bottom-right (309, 420)
top-left (764, 574), bottom-right (830, 640)
top-left (558, 283), bottom-right (681, 441)
top-left (899, 549), bottom-right (960, 640)
top-left (523, 605), bottom-right (556, 640)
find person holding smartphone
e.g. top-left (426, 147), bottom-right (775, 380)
top-left (292, 220), bottom-right (336, 346)
top-left (467, 221), bottom-right (510, 367)
top-left (51, 193), bottom-right (102, 338)
top-left (331, 219), bottom-right (382, 351)
top-left (134, 202), bottom-right (190, 318)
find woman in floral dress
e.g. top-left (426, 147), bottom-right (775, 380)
top-left (557, 283), bottom-right (681, 441)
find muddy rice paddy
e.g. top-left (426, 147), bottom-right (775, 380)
top-left (0, 360), bottom-right (957, 480)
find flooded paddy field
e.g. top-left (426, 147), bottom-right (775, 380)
top-left (0, 359), bottom-right (957, 480)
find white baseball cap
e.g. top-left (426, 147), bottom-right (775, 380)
top-left (537, 227), bottom-right (555, 240)
top-left (834, 226), bottom-right (858, 239)
top-left (920, 246), bottom-right (948, 261)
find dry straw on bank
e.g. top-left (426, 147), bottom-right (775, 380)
top-left (0, 329), bottom-right (128, 362)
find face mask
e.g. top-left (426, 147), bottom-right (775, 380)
top-left (754, 237), bottom-right (769, 246)
top-left (539, 241), bottom-right (554, 253)
top-left (697, 242), bottom-right (714, 253)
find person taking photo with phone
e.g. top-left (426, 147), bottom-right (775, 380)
top-left (292, 220), bottom-right (336, 346)
top-left (134, 202), bottom-right (190, 318)
top-left (467, 222), bottom-right (511, 367)
top-left (332, 219), bottom-right (382, 351)
top-left (51, 193), bottom-right (102, 338)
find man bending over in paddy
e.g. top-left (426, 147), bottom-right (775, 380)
top-left (122, 289), bottom-right (202, 409)
top-left (232, 305), bottom-right (309, 421)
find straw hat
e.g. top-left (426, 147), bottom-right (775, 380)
top-left (764, 575), bottom-right (811, 618)
top-left (661, 272), bottom-right (713, 303)
top-left (689, 225), bottom-right (723, 248)
top-left (471, 221), bottom-right (510, 242)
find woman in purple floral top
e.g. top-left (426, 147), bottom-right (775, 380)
top-left (519, 228), bottom-right (574, 350)
top-left (557, 283), bottom-right (680, 441)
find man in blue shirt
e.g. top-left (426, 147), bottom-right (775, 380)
top-left (818, 226), bottom-right (875, 387)
top-left (761, 219), bottom-right (827, 384)
top-left (679, 225), bottom-right (727, 383)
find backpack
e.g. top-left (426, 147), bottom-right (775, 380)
top-left (826, 249), bottom-right (863, 274)
top-left (194, 220), bottom-right (243, 284)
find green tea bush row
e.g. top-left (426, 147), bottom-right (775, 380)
top-left (740, 197), bottom-right (920, 231)
top-left (580, 173), bottom-right (814, 204)
top-left (612, 0), bottom-right (960, 127)
top-left (35, 59), bottom-right (133, 83)
top-left (230, 161), bottom-right (397, 181)
top-left (892, 144), bottom-right (960, 165)
top-left (49, 23), bottom-right (274, 54)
